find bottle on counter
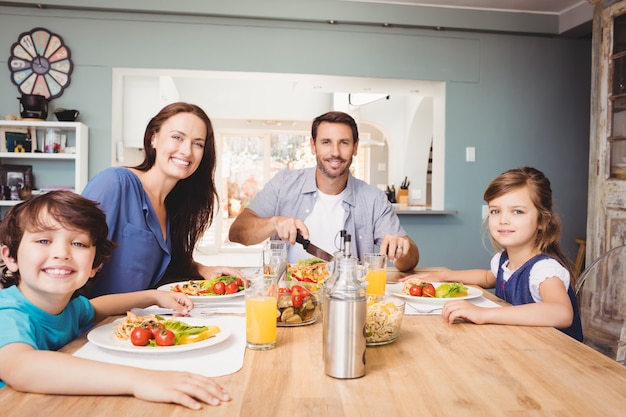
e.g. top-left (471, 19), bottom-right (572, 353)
top-left (323, 231), bottom-right (367, 379)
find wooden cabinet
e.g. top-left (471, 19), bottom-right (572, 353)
top-left (0, 120), bottom-right (88, 208)
top-left (588, 1), bottom-right (626, 260)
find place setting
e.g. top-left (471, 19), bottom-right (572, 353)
top-left (73, 312), bottom-right (247, 378)
top-left (384, 281), bottom-right (502, 315)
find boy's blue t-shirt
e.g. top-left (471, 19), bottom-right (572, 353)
top-left (0, 285), bottom-right (95, 389)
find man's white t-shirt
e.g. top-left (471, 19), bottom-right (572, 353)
top-left (288, 189), bottom-right (346, 263)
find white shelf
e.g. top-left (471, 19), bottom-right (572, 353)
top-left (0, 121), bottom-right (88, 196)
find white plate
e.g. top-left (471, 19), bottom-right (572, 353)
top-left (157, 281), bottom-right (244, 303)
top-left (390, 282), bottom-right (483, 304)
top-left (87, 317), bottom-right (231, 354)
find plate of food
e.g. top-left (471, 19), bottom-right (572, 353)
top-left (390, 279), bottom-right (482, 304)
top-left (157, 275), bottom-right (244, 302)
top-left (87, 313), bottom-right (230, 354)
top-left (287, 258), bottom-right (329, 291)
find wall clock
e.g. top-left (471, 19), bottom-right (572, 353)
top-left (8, 27), bottom-right (73, 99)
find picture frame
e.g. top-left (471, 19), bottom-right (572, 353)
top-left (0, 126), bottom-right (37, 152)
top-left (0, 164), bottom-right (33, 190)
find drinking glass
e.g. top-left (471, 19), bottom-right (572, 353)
top-left (245, 272), bottom-right (278, 350)
top-left (263, 240), bottom-right (289, 276)
top-left (363, 253), bottom-right (388, 297)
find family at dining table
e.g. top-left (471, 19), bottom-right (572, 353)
top-left (0, 102), bottom-right (583, 407)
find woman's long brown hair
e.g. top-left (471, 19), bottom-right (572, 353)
top-left (134, 102), bottom-right (218, 281)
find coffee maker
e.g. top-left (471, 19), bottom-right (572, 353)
top-left (18, 94), bottom-right (48, 120)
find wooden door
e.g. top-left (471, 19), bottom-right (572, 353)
top-left (588, 0), bottom-right (626, 261)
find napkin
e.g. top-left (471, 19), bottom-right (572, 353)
top-left (73, 315), bottom-right (246, 377)
top-left (131, 300), bottom-right (246, 317)
top-left (402, 296), bottom-right (502, 315)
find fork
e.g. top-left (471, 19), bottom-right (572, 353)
top-left (405, 304), bottom-right (442, 314)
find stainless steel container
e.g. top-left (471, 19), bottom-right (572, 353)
top-left (323, 250), bottom-right (366, 379)
top-left (323, 292), bottom-right (366, 378)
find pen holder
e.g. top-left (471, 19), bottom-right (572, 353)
top-left (397, 188), bottom-right (409, 204)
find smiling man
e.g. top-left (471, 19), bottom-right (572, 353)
top-left (229, 111), bottom-right (419, 271)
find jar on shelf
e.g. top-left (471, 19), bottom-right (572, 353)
top-left (44, 128), bottom-right (61, 153)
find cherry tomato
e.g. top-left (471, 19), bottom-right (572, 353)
top-left (291, 285), bottom-right (311, 298)
top-left (213, 281), bottom-right (226, 295)
top-left (409, 285), bottom-right (423, 297)
top-left (130, 327), bottom-right (153, 346)
top-left (292, 294), bottom-right (303, 308)
top-left (155, 329), bottom-right (176, 346)
top-left (147, 322), bottom-right (164, 337)
top-left (422, 283), bottom-right (436, 297)
top-left (234, 277), bottom-right (243, 288)
top-left (278, 287), bottom-right (292, 296)
top-left (225, 282), bottom-right (238, 294)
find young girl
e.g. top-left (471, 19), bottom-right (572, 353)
top-left (404, 167), bottom-right (582, 341)
top-left (0, 191), bottom-right (231, 409)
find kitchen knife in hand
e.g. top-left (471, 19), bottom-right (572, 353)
top-left (295, 233), bottom-right (334, 262)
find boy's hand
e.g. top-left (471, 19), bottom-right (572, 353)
top-left (133, 370), bottom-right (231, 410)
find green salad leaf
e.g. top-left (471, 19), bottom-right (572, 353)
top-left (162, 320), bottom-right (208, 336)
top-left (435, 282), bottom-right (469, 298)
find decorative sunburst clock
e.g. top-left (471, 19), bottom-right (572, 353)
top-left (8, 27), bottom-right (73, 99)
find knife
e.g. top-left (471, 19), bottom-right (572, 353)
top-left (295, 233), bottom-right (334, 262)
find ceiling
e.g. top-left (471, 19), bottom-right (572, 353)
top-left (1, 0), bottom-right (594, 37)
top-left (345, 0), bottom-right (594, 36)
top-left (353, 0), bottom-right (588, 15)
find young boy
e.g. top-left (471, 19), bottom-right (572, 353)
top-left (0, 191), bottom-right (230, 410)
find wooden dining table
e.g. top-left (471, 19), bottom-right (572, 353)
top-left (2, 269), bottom-right (626, 417)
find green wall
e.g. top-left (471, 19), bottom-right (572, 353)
top-left (0, 6), bottom-right (591, 269)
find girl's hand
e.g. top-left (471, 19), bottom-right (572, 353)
top-left (153, 290), bottom-right (194, 315)
top-left (399, 272), bottom-right (435, 282)
top-left (441, 300), bottom-right (489, 324)
top-left (132, 370), bottom-right (231, 410)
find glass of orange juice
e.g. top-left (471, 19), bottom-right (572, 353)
top-left (245, 272), bottom-right (278, 350)
top-left (363, 253), bottom-right (388, 297)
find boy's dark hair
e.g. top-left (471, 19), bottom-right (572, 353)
top-left (0, 190), bottom-right (115, 288)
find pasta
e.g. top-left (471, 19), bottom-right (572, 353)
top-left (365, 297), bottom-right (404, 343)
top-left (114, 311), bottom-right (162, 340)
top-left (401, 278), bottom-right (426, 295)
